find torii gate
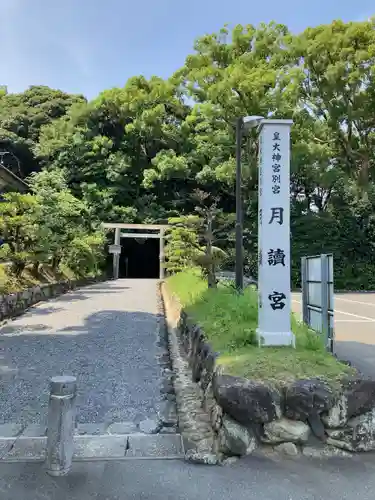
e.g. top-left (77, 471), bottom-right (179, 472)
top-left (102, 223), bottom-right (168, 280)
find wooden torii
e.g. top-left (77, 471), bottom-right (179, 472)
top-left (101, 223), bottom-right (168, 280)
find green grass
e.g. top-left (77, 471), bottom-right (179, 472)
top-left (167, 268), bottom-right (355, 390)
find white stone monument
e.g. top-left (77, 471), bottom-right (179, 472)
top-left (257, 119), bottom-right (295, 347)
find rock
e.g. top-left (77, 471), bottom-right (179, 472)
top-left (200, 351), bottom-right (216, 392)
top-left (302, 445), bottom-right (352, 458)
top-left (221, 456), bottom-right (240, 466)
top-left (322, 379), bottom-right (375, 428)
top-left (322, 394), bottom-right (348, 428)
top-left (274, 442), bottom-right (299, 456)
top-left (213, 374), bottom-right (281, 425)
top-left (159, 426), bottom-right (176, 434)
top-left (160, 379), bottom-right (174, 395)
top-left (210, 404), bottom-right (223, 432)
top-left (139, 419), bottom-right (161, 434)
top-left (262, 418), bottom-right (310, 444)
top-left (158, 400), bottom-right (177, 427)
top-left (219, 415), bottom-right (257, 456)
top-left (185, 450), bottom-right (219, 465)
top-left (165, 393), bottom-right (176, 402)
top-left (326, 408), bottom-right (375, 452)
top-left (284, 378), bottom-right (335, 421)
top-left (307, 413), bottom-right (326, 440)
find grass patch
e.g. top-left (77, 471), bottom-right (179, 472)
top-left (0, 262), bottom-right (76, 295)
top-left (167, 268), bottom-right (355, 390)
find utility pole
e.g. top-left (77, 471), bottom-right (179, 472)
top-left (235, 118), bottom-right (243, 292)
top-left (235, 115), bottom-right (264, 293)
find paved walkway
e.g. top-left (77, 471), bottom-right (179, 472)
top-left (292, 292), bottom-right (375, 377)
top-left (0, 280), bottom-right (162, 427)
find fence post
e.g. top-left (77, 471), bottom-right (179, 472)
top-left (301, 257), bottom-right (308, 324)
top-left (320, 254), bottom-right (330, 351)
top-left (45, 376), bottom-right (77, 477)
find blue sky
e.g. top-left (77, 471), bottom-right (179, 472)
top-left (1, 0), bottom-right (373, 100)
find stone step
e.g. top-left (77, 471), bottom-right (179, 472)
top-left (0, 433), bottom-right (184, 462)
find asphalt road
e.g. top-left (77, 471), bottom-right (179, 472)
top-left (292, 292), bottom-right (375, 377)
top-left (3, 452), bottom-right (375, 500)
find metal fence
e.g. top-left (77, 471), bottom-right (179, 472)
top-left (301, 254), bottom-right (334, 352)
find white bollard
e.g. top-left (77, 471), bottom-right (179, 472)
top-left (45, 375), bottom-right (77, 477)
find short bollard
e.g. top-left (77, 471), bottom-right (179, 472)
top-left (45, 375), bottom-right (77, 477)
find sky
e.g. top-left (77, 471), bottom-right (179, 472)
top-left (0, 0), bottom-right (374, 100)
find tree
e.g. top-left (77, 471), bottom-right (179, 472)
top-left (289, 19), bottom-right (375, 186)
top-left (1, 19), bottom-right (375, 290)
top-left (0, 86), bottom-right (86, 179)
top-left (0, 193), bottom-right (42, 275)
top-left (164, 224), bottom-right (202, 274)
top-left (28, 169), bottom-right (105, 273)
top-left (166, 190), bottom-right (233, 287)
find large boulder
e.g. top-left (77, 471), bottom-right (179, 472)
top-left (284, 378), bottom-right (335, 421)
top-left (322, 378), bottom-right (375, 428)
top-left (262, 418), bottom-right (310, 444)
top-left (218, 415), bottom-right (257, 456)
top-left (326, 408), bottom-right (375, 452)
top-left (213, 374), bottom-right (281, 425)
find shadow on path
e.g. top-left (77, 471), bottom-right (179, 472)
top-left (3, 450), bottom-right (375, 499)
top-left (1, 307), bottom-right (161, 426)
top-left (335, 340), bottom-right (375, 378)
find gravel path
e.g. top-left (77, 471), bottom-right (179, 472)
top-left (0, 279), bottom-right (162, 426)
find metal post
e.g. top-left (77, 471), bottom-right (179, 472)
top-left (45, 376), bottom-right (77, 477)
top-left (235, 118), bottom-right (243, 292)
top-left (321, 254), bottom-right (330, 351)
top-left (159, 229), bottom-right (165, 280)
top-left (113, 228), bottom-right (121, 280)
top-left (301, 257), bottom-right (308, 324)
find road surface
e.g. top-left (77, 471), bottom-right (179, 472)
top-left (0, 279), bottom-right (163, 427)
top-left (292, 292), bottom-right (375, 377)
top-left (2, 452), bottom-right (375, 500)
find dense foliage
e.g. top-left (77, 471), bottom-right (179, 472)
top-left (0, 169), bottom-right (105, 277)
top-left (1, 19), bottom-right (375, 288)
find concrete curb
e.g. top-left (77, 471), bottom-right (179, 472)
top-left (0, 434), bottom-right (184, 463)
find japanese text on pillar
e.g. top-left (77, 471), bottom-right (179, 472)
top-left (267, 130), bottom-right (286, 311)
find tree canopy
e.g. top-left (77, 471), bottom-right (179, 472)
top-left (1, 18), bottom-right (375, 289)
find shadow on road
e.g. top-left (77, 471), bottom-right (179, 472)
top-left (1, 308), bottom-right (161, 425)
top-left (2, 449), bottom-right (375, 500)
top-left (21, 306), bottom-right (66, 316)
top-left (335, 340), bottom-right (375, 378)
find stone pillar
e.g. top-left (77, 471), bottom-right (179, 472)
top-left (257, 119), bottom-right (295, 347)
top-left (45, 376), bottom-right (77, 477)
top-left (113, 227), bottom-right (121, 280)
top-left (159, 229), bottom-right (165, 279)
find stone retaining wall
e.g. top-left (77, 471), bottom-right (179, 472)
top-left (162, 282), bottom-right (375, 462)
top-left (0, 275), bottom-right (107, 323)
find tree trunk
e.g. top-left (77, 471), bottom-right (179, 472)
top-left (12, 260), bottom-right (25, 277)
top-left (52, 256), bottom-right (62, 271)
top-left (206, 218), bottom-right (217, 289)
